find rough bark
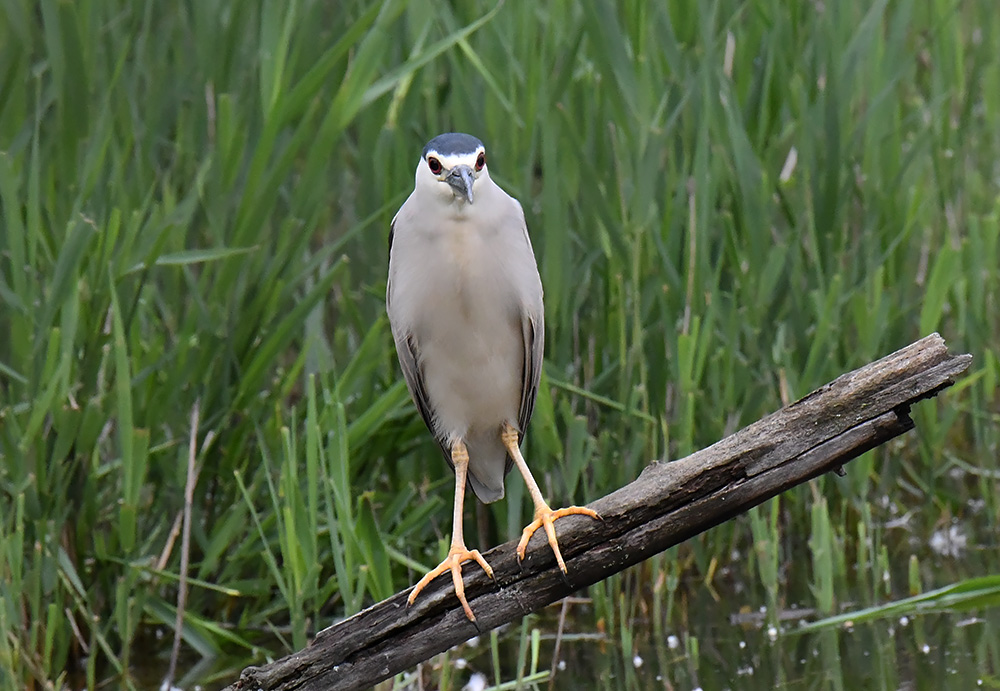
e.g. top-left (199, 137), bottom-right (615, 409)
top-left (226, 333), bottom-right (971, 691)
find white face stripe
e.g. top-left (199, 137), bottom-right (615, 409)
top-left (423, 147), bottom-right (485, 171)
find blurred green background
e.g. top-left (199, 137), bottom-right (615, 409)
top-left (1, 0), bottom-right (997, 688)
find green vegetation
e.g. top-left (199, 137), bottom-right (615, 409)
top-left (1, 0), bottom-right (997, 688)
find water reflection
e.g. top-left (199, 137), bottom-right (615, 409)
top-left (546, 608), bottom-right (998, 690)
top-left (120, 499), bottom-right (1000, 691)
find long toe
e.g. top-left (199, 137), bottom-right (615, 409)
top-left (407, 546), bottom-right (495, 621)
top-left (516, 505), bottom-right (602, 573)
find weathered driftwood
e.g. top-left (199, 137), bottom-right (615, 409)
top-left (227, 333), bottom-right (971, 691)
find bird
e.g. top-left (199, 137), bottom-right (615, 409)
top-left (386, 132), bottom-right (600, 622)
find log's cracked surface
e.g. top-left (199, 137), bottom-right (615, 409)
top-left (227, 333), bottom-right (971, 691)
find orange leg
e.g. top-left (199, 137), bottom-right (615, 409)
top-left (501, 422), bottom-right (601, 572)
top-left (407, 438), bottom-right (493, 621)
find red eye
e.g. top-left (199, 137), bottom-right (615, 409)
top-left (427, 157), bottom-right (443, 174)
top-left (475, 152), bottom-right (486, 171)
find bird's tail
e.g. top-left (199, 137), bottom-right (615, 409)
top-left (464, 432), bottom-right (507, 504)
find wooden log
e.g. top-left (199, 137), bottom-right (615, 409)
top-left (226, 333), bottom-right (971, 691)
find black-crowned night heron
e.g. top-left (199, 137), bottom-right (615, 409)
top-left (387, 132), bottom-right (600, 621)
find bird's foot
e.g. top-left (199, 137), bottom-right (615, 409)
top-left (407, 543), bottom-right (494, 621)
top-left (516, 505), bottom-right (602, 573)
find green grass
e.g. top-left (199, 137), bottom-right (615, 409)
top-left (1, 0), bottom-right (998, 688)
top-left (796, 574), bottom-right (1000, 634)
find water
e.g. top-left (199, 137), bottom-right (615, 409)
top-left (390, 500), bottom-right (1000, 691)
top-left (108, 502), bottom-right (1000, 690)
top-left (420, 594), bottom-right (999, 690)
top-left (560, 608), bottom-right (1000, 690)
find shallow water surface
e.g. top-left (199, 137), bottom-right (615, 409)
top-left (547, 607), bottom-right (1000, 690)
top-left (122, 499), bottom-right (1000, 691)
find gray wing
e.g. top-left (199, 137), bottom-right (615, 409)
top-left (393, 330), bottom-right (456, 468)
top-left (503, 310), bottom-right (542, 477)
top-left (512, 203), bottom-right (545, 464)
top-left (386, 218), bottom-right (454, 468)
top-left (517, 312), bottom-right (543, 442)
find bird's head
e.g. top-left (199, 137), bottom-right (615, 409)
top-left (416, 133), bottom-right (488, 206)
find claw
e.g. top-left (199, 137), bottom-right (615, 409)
top-left (408, 544), bottom-right (494, 621)
top-left (516, 505), bottom-right (602, 572)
